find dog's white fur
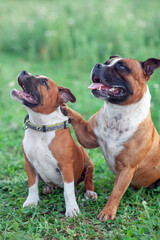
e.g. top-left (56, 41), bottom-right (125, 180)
top-left (107, 58), bottom-right (122, 67)
top-left (23, 107), bottom-right (79, 216)
top-left (94, 87), bottom-right (151, 174)
top-left (64, 182), bottom-right (80, 216)
top-left (23, 175), bottom-right (39, 207)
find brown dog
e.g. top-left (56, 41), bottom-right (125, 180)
top-left (62, 56), bottom-right (160, 221)
top-left (11, 71), bottom-right (97, 217)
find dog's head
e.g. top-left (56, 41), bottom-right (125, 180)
top-left (89, 56), bottom-right (160, 105)
top-left (11, 71), bottom-right (76, 114)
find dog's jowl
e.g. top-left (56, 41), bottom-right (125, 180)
top-left (11, 71), bottom-right (97, 217)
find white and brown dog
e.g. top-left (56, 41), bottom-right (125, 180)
top-left (62, 56), bottom-right (160, 221)
top-left (11, 71), bottom-right (97, 217)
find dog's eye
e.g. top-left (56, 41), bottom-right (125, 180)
top-left (41, 80), bottom-right (47, 85)
top-left (40, 79), bottom-right (49, 89)
top-left (115, 63), bottom-right (127, 71)
top-left (40, 79), bottom-right (47, 85)
top-left (118, 64), bottom-right (126, 70)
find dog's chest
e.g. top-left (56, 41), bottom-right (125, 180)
top-left (94, 91), bottom-right (150, 174)
top-left (23, 130), bottom-right (64, 188)
top-left (95, 111), bottom-right (133, 174)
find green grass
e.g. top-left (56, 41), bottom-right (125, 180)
top-left (0, 0), bottom-right (160, 239)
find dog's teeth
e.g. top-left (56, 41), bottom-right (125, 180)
top-left (109, 87), bottom-right (116, 92)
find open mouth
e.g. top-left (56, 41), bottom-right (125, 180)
top-left (11, 79), bottom-right (39, 104)
top-left (88, 74), bottom-right (126, 97)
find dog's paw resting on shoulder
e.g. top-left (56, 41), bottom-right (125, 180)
top-left (60, 103), bottom-right (68, 116)
top-left (60, 104), bottom-right (76, 122)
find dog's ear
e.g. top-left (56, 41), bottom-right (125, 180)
top-left (58, 87), bottom-right (76, 103)
top-left (109, 55), bottom-right (121, 59)
top-left (141, 58), bottom-right (160, 76)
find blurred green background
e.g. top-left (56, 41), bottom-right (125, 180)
top-left (0, 0), bottom-right (160, 131)
top-left (0, 0), bottom-right (160, 239)
top-left (1, 0), bottom-right (160, 61)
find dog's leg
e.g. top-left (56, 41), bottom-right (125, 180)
top-left (84, 158), bottom-right (97, 201)
top-left (61, 165), bottom-right (80, 217)
top-left (61, 105), bottom-right (98, 148)
top-left (23, 154), bottom-right (40, 207)
top-left (98, 167), bottom-right (135, 221)
top-left (64, 181), bottom-right (80, 217)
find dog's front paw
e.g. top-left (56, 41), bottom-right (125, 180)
top-left (98, 206), bottom-right (117, 221)
top-left (43, 185), bottom-right (54, 195)
top-left (60, 104), bottom-right (68, 116)
top-left (65, 205), bottom-right (80, 217)
top-left (60, 104), bottom-right (75, 122)
top-left (84, 190), bottom-right (97, 201)
top-left (23, 195), bottom-right (40, 208)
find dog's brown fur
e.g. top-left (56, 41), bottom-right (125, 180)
top-left (62, 57), bottom-right (160, 220)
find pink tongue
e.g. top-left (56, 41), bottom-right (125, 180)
top-left (17, 90), bottom-right (38, 104)
top-left (88, 83), bottom-right (104, 90)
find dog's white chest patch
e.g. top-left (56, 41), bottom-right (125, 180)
top-left (22, 107), bottom-right (69, 188)
top-left (94, 88), bottom-right (151, 174)
top-left (23, 130), bottom-right (64, 188)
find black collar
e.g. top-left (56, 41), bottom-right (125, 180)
top-left (23, 114), bottom-right (69, 132)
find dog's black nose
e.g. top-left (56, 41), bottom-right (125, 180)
top-left (21, 70), bottom-right (29, 76)
top-left (18, 70), bottom-right (29, 80)
top-left (94, 63), bottom-right (102, 69)
top-left (17, 70), bottom-right (31, 84)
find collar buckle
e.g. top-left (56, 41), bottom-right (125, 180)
top-left (23, 123), bottom-right (28, 131)
top-left (64, 120), bottom-right (68, 129)
top-left (42, 125), bottom-right (47, 132)
top-left (23, 114), bottom-right (29, 130)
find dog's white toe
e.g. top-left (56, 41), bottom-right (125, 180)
top-left (23, 195), bottom-right (40, 208)
top-left (65, 205), bottom-right (80, 217)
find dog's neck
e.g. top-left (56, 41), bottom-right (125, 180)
top-left (25, 106), bottom-right (68, 125)
top-left (103, 86), bottom-right (151, 126)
